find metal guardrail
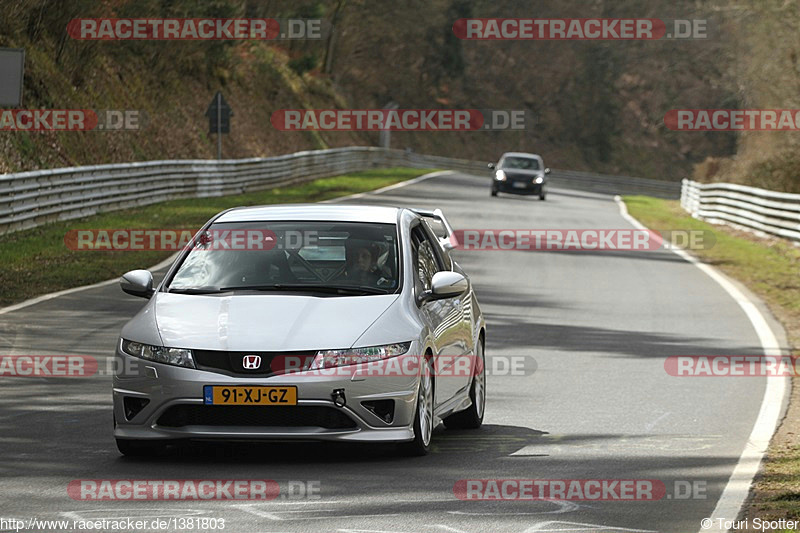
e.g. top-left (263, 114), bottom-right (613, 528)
top-left (0, 146), bottom-right (679, 235)
top-left (681, 179), bottom-right (800, 242)
top-left (550, 169), bottom-right (680, 199)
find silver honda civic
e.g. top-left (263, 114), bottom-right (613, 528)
top-left (113, 204), bottom-right (486, 456)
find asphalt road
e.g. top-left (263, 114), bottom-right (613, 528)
top-left (0, 172), bottom-right (786, 533)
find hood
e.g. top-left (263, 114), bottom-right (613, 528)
top-left (153, 292), bottom-right (400, 351)
top-left (501, 168), bottom-right (543, 179)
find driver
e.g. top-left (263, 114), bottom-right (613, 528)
top-left (344, 242), bottom-right (382, 286)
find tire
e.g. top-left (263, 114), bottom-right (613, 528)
top-left (539, 191), bottom-right (546, 201)
top-left (401, 357), bottom-right (435, 456)
top-left (490, 187), bottom-right (498, 196)
top-left (116, 438), bottom-right (168, 457)
top-left (443, 339), bottom-right (485, 430)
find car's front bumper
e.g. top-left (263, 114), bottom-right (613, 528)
top-left (493, 180), bottom-right (544, 195)
top-left (113, 349), bottom-right (420, 443)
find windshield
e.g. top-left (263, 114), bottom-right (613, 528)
top-left (500, 156), bottom-right (541, 170)
top-left (168, 221), bottom-right (399, 295)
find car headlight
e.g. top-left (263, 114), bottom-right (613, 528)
top-left (120, 339), bottom-right (196, 368)
top-left (310, 342), bottom-right (412, 369)
top-left (534, 176), bottom-right (544, 184)
top-left (494, 170), bottom-right (507, 181)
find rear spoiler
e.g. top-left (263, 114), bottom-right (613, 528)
top-left (410, 208), bottom-right (458, 251)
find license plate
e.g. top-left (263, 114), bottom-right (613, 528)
top-left (203, 385), bottom-right (297, 405)
top-left (512, 182), bottom-right (528, 188)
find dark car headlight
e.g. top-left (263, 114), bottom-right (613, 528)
top-left (120, 339), bottom-right (196, 368)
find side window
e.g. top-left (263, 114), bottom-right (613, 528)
top-left (421, 219), bottom-right (452, 270)
top-left (412, 225), bottom-right (443, 294)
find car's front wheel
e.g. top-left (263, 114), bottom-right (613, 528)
top-left (402, 357), bottom-right (434, 456)
top-left (490, 187), bottom-right (498, 197)
top-left (443, 339), bottom-right (485, 429)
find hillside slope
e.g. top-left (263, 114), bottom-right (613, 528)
top-left (0, 0), bottom-right (766, 186)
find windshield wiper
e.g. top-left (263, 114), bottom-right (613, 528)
top-left (218, 284), bottom-right (389, 295)
top-left (168, 287), bottom-right (225, 294)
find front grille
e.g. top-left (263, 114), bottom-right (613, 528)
top-left (193, 350), bottom-right (316, 377)
top-left (156, 405), bottom-right (357, 430)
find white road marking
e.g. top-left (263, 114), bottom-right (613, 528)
top-left (292, 513), bottom-right (401, 521)
top-left (231, 505), bottom-right (284, 521)
top-left (232, 504), bottom-right (398, 521)
top-left (254, 500), bottom-right (347, 505)
top-left (337, 530), bottom-right (414, 533)
top-left (339, 526), bottom-right (486, 533)
top-left (0, 253), bottom-right (178, 316)
top-left (524, 520), bottom-right (656, 533)
top-left (509, 445), bottom-right (547, 456)
top-left (615, 195), bottom-right (789, 533)
top-left (393, 498), bottom-right (458, 503)
top-left (58, 509), bottom-right (207, 520)
top-left (322, 170), bottom-right (453, 204)
top-left (434, 525), bottom-right (468, 533)
top-left (448, 500), bottom-right (580, 515)
top-left (643, 411), bottom-right (671, 431)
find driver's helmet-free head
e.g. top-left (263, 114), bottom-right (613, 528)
top-left (346, 239), bottom-right (379, 273)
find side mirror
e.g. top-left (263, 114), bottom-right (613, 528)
top-left (487, 163), bottom-right (495, 170)
top-left (420, 271), bottom-right (467, 303)
top-left (120, 269), bottom-right (154, 299)
top-left (432, 271), bottom-right (467, 297)
top-left (544, 168), bottom-right (551, 175)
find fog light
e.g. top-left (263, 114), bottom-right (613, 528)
top-left (123, 397), bottom-right (150, 421)
top-left (362, 399), bottom-right (395, 423)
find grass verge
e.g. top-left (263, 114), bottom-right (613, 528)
top-left (0, 167), bottom-right (435, 307)
top-left (624, 196), bottom-right (800, 522)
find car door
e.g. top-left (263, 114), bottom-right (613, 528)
top-left (421, 221), bottom-right (475, 395)
top-left (411, 223), bottom-right (464, 405)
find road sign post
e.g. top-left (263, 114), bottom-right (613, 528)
top-left (0, 48), bottom-right (25, 107)
top-left (216, 92), bottom-right (221, 160)
top-left (205, 91), bottom-right (233, 160)
top-left (380, 101), bottom-right (398, 149)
